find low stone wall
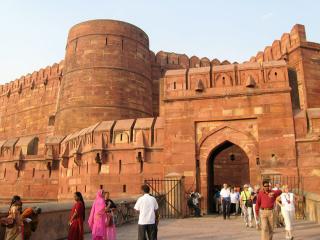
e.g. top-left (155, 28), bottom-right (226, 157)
top-left (0, 198), bottom-right (138, 240)
top-left (305, 192), bottom-right (320, 223)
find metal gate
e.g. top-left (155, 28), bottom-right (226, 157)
top-left (144, 179), bottom-right (184, 218)
top-left (261, 175), bottom-right (305, 219)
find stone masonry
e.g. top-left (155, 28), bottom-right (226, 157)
top-left (0, 20), bottom-right (319, 221)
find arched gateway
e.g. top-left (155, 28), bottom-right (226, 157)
top-left (196, 125), bottom-right (259, 214)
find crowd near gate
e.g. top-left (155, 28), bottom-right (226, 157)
top-left (144, 178), bottom-right (184, 218)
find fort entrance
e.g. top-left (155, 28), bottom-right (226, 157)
top-left (207, 141), bottom-right (250, 213)
top-left (197, 125), bottom-right (259, 214)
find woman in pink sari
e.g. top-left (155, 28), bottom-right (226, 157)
top-left (88, 190), bottom-right (107, 240)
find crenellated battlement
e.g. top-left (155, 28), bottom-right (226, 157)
top-left (0, 61), bottom-right (64, 142)
top-left (247, 24), bottom-right (320, 63)
top-left (150, 50), bottom-right (233, 70)
top-left (0, 61), bottom-right (64, 96)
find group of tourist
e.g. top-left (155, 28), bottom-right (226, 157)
top-left (0, 184), bottom-right (159, 240)
top-left (86, 185), bottom-right (159, 240)
top-left (215, 181), bottom-right (296, 240)
top-left (69, 190), bottom-right (117, 240)
top-left (1, 180), bottom-right (296, 240)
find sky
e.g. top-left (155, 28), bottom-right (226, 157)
top-left (0, 0), bottom-right (319, 84)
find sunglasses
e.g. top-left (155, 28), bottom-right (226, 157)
top-left (263, 185), bottom-right (270, 187)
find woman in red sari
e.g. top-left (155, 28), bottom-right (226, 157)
top-left (68, 192), bottom-right (85, 240)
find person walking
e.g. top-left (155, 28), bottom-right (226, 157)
top-left (88, 190), bottom-right (107, 240)
top-left (68, 192), bottom-right (85, 240)
top-left (276, 185), bottom-right (295, 240)
top-left (104, 191), bottom-right (117, 240)
top-left (255, 180), bottom-right (282, 240)
top-left (230, 188), bottom-right (239, 215)
top-left (252, 185), bottom-right (261, 230)
top-left (213, 188), bottom-right (221, 214)
top-left (234, 187), bottom-right (241, 215)
top-left (240, 184), bottom-right (253, 228)
top-left (134, 184), bottom-right (159, 240)
top-left (220, 183), bottom-right (231, 219)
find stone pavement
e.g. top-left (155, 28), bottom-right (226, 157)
top-left (84, 215), bottom-right (320, 240)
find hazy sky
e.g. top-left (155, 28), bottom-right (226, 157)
top-left (0, 0), bottom-right (319, 84)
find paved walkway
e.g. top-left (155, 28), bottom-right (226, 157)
top-left (84, 215), bottom-right (320, 240)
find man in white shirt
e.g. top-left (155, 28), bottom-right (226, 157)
top-left (220, 183), bottom-right (231, 219)
top-left (134, 184), bottom-right (159, 240)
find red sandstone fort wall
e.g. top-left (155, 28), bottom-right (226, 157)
top-left (0, 21), bottom-right (319, 216)
top-left (248, 24), bottom-right (320, 109)
top-left (55, 20), bottom-right (154, 135)
top-left (0, 61), bottom-right (63, 150)
top-left (0, 62), bottom-right (63, 201)
top-left (57, 117), bottom-right (164, 200)
top-left (150, 50), bottom-right (236, 117)
top-left (161, 61), bottom-right (298, 210)
top-left (245, 24), bottom-right (320, 195)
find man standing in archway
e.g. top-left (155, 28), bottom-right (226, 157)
top-left (220, 183), bottom-right (231, 219)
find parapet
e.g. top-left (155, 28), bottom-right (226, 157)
top-left (164, 60), bottom-right (289, 100)
top-left (152, 51), bottom-right (233, 70)
top-left (0, 61), bottom-right (64, 96)
top-left (247, 24), bottom-right (320, 63)
top-left (0, 136), bottom-right (40, 160)
top-left (68, 19), bottom-right (149, 48)
top-left (58, 117), bottom-right (164, 163)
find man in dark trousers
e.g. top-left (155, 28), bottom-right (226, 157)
top-left (255, 180), bottom-right (282, 240)
top-left (220, 183), bottom-right (231, 219)
top-left (134, 184), bottom-right (159, 240)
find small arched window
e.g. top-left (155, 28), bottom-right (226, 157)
top-left (27, 137), bottom-right (39, 155)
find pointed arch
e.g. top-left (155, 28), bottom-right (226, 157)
top-left (196, 125), bottom-right (259, 212)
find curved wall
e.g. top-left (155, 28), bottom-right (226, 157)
top-left (54, 20), bottom-right (153, 135)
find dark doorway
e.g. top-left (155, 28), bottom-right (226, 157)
top-left (207, 141), bottom-right (250, 214)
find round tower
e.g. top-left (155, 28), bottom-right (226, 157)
top-left (54, 19), bottom-right (153, 135)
